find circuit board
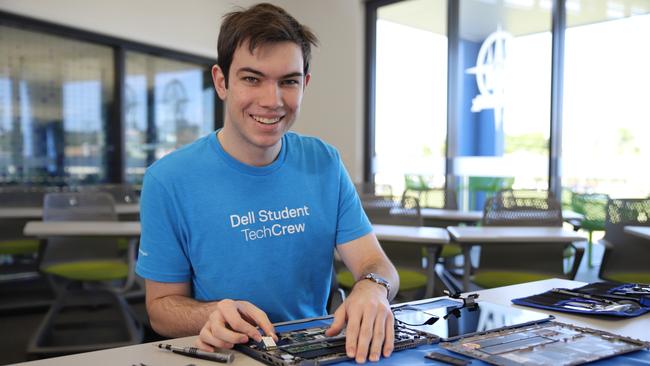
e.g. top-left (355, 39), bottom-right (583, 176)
top-left (440, 321), bottom-right (648, 366)
top-left (235, 322), bottom-right (437, 366)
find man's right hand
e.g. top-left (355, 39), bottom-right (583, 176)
top-left (195, 299), bottom-right (278, 350)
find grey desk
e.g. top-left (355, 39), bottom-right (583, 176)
top-left (446, 226), bottom-right (585, 291)
top-left (624, 226), bottom-right (650, 240)
top-left (372, 224), bottom-right (449, 298)
top-left (0, 204), bottom-right (139, 219)
top-left (12, 278), bottom-right (650, 366)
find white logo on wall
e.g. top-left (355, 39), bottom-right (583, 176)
top-left (465, 27), bottom-right (513, 124)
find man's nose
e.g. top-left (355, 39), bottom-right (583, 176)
top-left (258, 83), bottom-right (283, 108)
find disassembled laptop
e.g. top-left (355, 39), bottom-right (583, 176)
top-left (235, 291), bottom-right (649, 366)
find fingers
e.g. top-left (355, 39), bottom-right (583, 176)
top-left (194, 337), bottom-right (214, 352)
top-left (382, 311), bottom-right (395, 358)
top-left (344, 306), bottom-right (362, 360)
top-left (219, 300), bottom-right (263, 342)
top-left (200, 310), bottom-right (239, 348)
top-left (199, 299), bottom-right (276, 351)
top-left (353, 306), bottom-right (377, 363)
top-left (368, 310), bottom-right (386, 362)
top-left (354, 303), bottom-right (393, 363)
top-left (325, 304), bottom-right (346, 337)
top-left (239, 302), bottom-right (277, 341)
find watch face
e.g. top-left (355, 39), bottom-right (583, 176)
top-left (365, 273), bottom-right (390, 293)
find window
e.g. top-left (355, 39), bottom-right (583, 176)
top-left (0, 12), bottom-right (218, 186)
top-left (453, 0), bottom-right (552, 210)
top-left (562, 0), bottom-right (650, 198)
top-left (124, 52), bottom-right (215, 184)
top-left (372, 0), bottom-right (448, 200)
top-left (0, 24), bottom-right (113, 185)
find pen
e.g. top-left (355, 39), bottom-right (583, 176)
top-left (157, 343), bottom-right (234, 363)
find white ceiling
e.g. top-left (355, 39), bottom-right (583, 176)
top-left (378, 0), bottom-right (650, 41)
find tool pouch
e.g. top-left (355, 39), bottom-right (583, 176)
top-left (512, 281), bottom-right (650, 317)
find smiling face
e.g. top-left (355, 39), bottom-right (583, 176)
top-left (212, 40), bottom-right (310, 166)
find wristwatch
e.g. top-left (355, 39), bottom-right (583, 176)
top-left (360, 272), bottom-right (391, 298)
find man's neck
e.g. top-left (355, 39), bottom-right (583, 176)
top-left (217, 129), bottom-right (282, 167)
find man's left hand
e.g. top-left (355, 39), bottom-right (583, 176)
top-left (325, 280), bottom-right (394, 363)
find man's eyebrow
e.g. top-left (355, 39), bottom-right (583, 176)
top-left (237, 67), bottom-right (265, 77)
top-left (281, 72), bottom-right (304, 79)
top-left (237, 67), bottom-right (304, 79)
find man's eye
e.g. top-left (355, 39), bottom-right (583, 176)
top-left (243, 76), bottom-right (259, 83)
top-left (281, 79), bottom-right (300, 86)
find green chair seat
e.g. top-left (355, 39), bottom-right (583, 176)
top-left (117, 237), bottom-right (130, 251)
top-left (473, 271), bottom-right (554, 289)
top-left (337, 270), bottom-right (427, 293)
top-left (440, 244), bottom-right (462, 259)
top-left (605, 273), bottom-right (650, 284)
top-left (42, 260), bottom-right (128, 281)
top-left (0, 239), bottom-right (40, 255)
top-left (336, 271), bottom-right (356, 289)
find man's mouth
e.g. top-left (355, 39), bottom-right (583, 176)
top-left (251, 115), bottom-right (283, 125)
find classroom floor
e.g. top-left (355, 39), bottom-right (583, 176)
top-left (0, 280), bottom-right (163, 366)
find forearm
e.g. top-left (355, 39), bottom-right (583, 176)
top-left (338, 233), bottom-right (400, 301)
top-left (147, 295), bottom-right (220, 337)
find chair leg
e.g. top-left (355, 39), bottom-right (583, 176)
top-left (587, 230), bottom-right (594, 269)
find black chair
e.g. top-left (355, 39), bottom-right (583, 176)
top-left (403, 186), bottom-right (458, 210)
top-left (599, 198), bottom-right (650, 283)
top-left (0, 189), bottom-right (46, 279)
top-left (27, 192), bottom-right (142, 357)
top-left (0, 188), bottom-right (57, 311)
top-left (355, 182), bottom-right (394, 202)
top-left (472, 191), bottom-right (583, 288)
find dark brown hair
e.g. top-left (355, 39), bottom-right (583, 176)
top-left (217, 3), bottom-right (318, 87)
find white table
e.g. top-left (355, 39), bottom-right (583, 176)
top-left (447, 226), bottom-right (585, 291)
top-left (23, 221), bottom-right (141, 237)
top-left (562, 209), bottom-right (584, 222)
top-left (420, 208), bottom-right (482, 226)
top-left (0, 204), bottom-right (139, 219)
top-left (372, 224), bottom-right (449, 298)
top-left (417, 209), bottom-right (582, 228)
top-left (625, 226), bottom-right (650, 240)
top-left (12, 278), bottom-right (649, 366)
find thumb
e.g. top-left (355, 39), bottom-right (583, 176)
top-left (325, 304), bottom-right (347, 337)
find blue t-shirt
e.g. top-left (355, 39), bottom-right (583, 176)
top-left (135, 131), bottom-right (372, 322)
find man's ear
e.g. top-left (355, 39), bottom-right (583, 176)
top-left (304, 73), bottom-right (311, 89)
top-left (211, 65), bottom-right (227, 100)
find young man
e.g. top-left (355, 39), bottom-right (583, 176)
top-left (135, 3), bottom-right (399, 363)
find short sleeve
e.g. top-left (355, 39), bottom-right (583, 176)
top-left (135, 172), bottom-right (191, 282)
top-left (334, 154), bottom-right (373, 245)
